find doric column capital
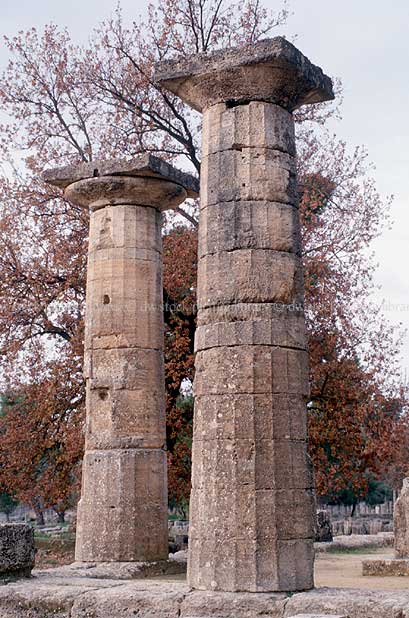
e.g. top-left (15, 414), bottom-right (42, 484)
top-left (43, 153), bottom-right (199, 211)
top-left (155, 37), bottom-right (334, 112)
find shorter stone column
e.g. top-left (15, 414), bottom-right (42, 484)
top-left (43, 155), bottom-right (198, 563)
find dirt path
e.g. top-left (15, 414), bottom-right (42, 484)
top-left (315, 548), bottom-right (409, 590)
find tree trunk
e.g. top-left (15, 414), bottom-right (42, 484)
top-left (57, 511), bottom-right (65, 524)
top-left (34, 507), bottom-right (45, 526)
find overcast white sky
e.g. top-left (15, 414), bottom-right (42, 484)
top-left (0, 0), bottom-right (408, 377)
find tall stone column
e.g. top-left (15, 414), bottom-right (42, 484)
top-left (156, 39), bottom-right (334, 591)
top-left (43, 155), bottom-right (199, 562)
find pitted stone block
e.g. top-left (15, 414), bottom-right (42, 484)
top-left (197, 250), bottom-right (304, 307)
top-left (194, 316), bottom-right (307, 351)
top-left (287, 615), bottom-right (347, 618)
top-left (201, 148), bottom-right (297, 208)
top-left (197, 302), bottom-right (306, 326)
top-left (193, 394), bottom-right (308, 442)
top-left (188, 535), bottom-right (314, 592)
top-left (88, 203), bottom-right (162, 253)
top-left (202, 101), bottom-right (296, 156)
top-left (190, 439), bottom-right (313, 493)
top-left (198, 201), bottom-right (301, 257)
top-left (85, 247), bottom-right (163, 351)
top-left (194, 346), bottom-right (310, 397)
top-left (0, 524), bottom-right (35, 579)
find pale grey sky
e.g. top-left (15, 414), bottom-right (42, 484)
top-left (0, 0), bottom-right (408, 376)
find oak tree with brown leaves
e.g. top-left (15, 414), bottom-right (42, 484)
top-left (0, 0), bottom-right (406, 514)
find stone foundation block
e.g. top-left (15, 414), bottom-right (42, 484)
top-left (0, 524), bottom-right (35, 579)
top-left (284, 587), bottom-right (409, 618)
top-left (362, 558), bottom-right (409, 576)
top-left (3, 576), bottom-right (409, 618)
top-left (181, 589), bottom-right (287, 617)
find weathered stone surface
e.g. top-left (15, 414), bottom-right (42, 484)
top-left (41, 157), bottom-right (196, 564)
top-left (315, 533), bottom-right (393, 554)
top-left (197, 302), bottom-right (306, 327)
top-left (156, 40), bottom-right (332, 593)
top-left (394, 477), bottom-right (409, 558)
top-left (284, 588), bottom-right (409, 618)
top-left (194, 316), bottom-right (307, 351)
top-left (43, 152), bottom-right (199, 197)
top-left (181, 590), bottom-right (288, 617)
top-left (0, 524), bottom-right (35, 579)
top-left (198, 201), bottom-right (301, 257)
top-left (72, 582), bottom-right (187, 618)
top-left (287, 615), bottom-right (346, 618)
top-left (85, 204), bottom-right (163, 351)
top-left (193, 394), bottom-right (308, 441)
top-left (315, 510), bottom-right (333, 543)
top-left (84, 348), bottom-right (165, 450)
top-left (66, 176), bottom-right (188, 210)
top-left (188, 536), bottom-right (314, 593)
top-left (202, 101), bottom-right (296, 156)
top-left (75, 449), bottom-right (168, 562)
top-left (362, 557), bottom-right (409, 576)
top-left (88, 203), bottom-right (162, 253)
top-left (42, 557), bottom-right (186, 580)
top-left (3, 577), bottom-right (409, 618)
top-left (201, 147), bottom-right (297, 208)
top-left (197, 250), bottom-right (304, 307)
top-left (194, 346), bottom-right (310, 396)
top-left (190, 439), bottom-right (313, 492)
top-left (155, 37), bottom-right (334, 112)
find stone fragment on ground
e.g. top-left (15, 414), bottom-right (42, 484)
top-left (36, 554), bottom-right (187, 580)
top-left (362, 558), bottom-right (409, 576)
top-left (284, 588), bottom-right (409, 618)
top-left (315, 532), bottom-right (393, 553)
top-left (0, 523), bottom-right (35, 580)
